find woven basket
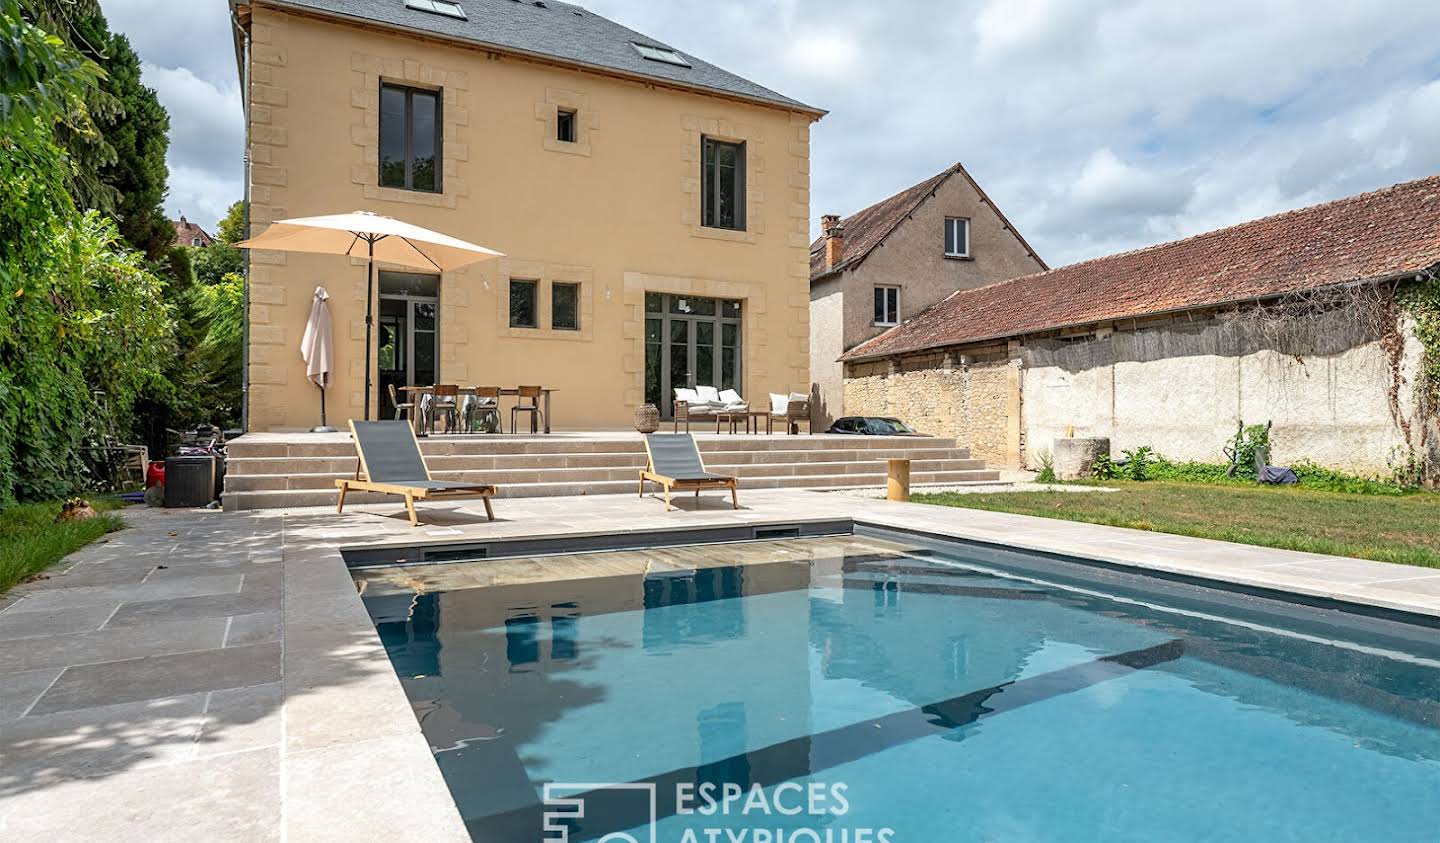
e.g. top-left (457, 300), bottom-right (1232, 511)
top-left (634, 404), bottom-right (661, 433)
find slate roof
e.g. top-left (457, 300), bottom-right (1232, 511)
top-left (842, 175), bottom-right (1440, 362)
top-left (809, 162), bottom-right (1046, 282)
top-left (258, 0), bottom-right (819, 113)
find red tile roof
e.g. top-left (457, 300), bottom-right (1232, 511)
top-left (810, 163), bottom-right (1045, 282)
top-left (172, 217), bottom-right (215, 248)
top-left (842, 175), bottom-right (1440, 362)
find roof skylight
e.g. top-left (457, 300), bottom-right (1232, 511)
top-left (405, 0), bottom-right (467, 20)
top-left (632, 43), bottom-right (690, 68)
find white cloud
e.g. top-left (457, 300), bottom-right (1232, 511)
top-left (1070, 149), bottom-right (1192, 218)
top-left (103, 0), bottom-right (1440, 264)
top-left (784, 33), bottom-right (861, 77)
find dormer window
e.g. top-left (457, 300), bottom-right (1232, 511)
top-left (404, 0), bottom-right (466, 20)
top-left (633, 43), bottom-right (690, 67)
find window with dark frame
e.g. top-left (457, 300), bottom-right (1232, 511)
top-left (509, 279), bottom-right (539, 328)
top-left (556, 109), bottom-right (577, 143)
top-left (944, 217), bottom-right (970, 257)
top-left (874, 286), bottom-right (900, 326)
top-left (379, 83), bottom-right (441, 193)
top-left (551, 282), bottom-right (579, 330)
top-left (701, 137), bottom-right (745, 231)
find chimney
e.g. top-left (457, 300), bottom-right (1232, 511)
top-left (821, 214), bottom-right (845, 270)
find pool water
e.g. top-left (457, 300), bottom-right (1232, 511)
top-left (358, 536), bottom-right (1440, 842)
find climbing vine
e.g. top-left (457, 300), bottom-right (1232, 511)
top-left (1397, 269), bottom-right (1440, 404)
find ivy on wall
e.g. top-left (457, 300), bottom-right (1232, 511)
top-left (1397, 270), bottom-right (1440, 402)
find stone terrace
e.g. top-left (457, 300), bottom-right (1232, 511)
top-left (223, 431), bottom-right (1001, 510)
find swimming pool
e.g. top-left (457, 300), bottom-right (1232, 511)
top-left (358, 534), bottom-right (1440, 842)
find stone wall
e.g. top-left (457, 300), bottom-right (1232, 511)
top-left (844, 349), bottom-right (1019, 464)
top-left (840, 306), bottom-right (1432, 478)
top-left (1021, 310), bottom-right (1427, 475)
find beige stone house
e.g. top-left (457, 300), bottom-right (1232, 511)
top-left (842, 176), bottom-right (1440, 480)
top-left (808, 163), bottom-right (1045, 427)
top-left (228, 0), bottom-right (823, 431)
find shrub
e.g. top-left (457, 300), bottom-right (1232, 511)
top-left (1091, 453), bottom-right (1118, 480)
top-left (1036, 451), bottom-right (1056, 483)
top-left (1224, 421), bottom-right (1272, 476)
top-left (1149, 460), bottom-right (1240, 485)
top-left (1121, 446), bottom-right (1155, 481)
top-left (1289, 460), bottom-right (1411, 496)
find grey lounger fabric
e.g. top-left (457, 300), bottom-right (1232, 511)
top-left (644, 434), bottom-right (727, 480)
top-left (351, 421), bottom-right (488, 491)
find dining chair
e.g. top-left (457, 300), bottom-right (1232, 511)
top-left (511, 385), bottom-right (545, 434)
top-left (387, 383), bottom-right (416, 423)
top-left (470, 386), bottom-right (502, 433)
top-left (429, 384), bottom-right (460, 435)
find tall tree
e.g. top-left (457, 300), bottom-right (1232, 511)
top-left (19, 0), bottom-right (171, 259)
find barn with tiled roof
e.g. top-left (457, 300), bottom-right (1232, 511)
top-left (839, 175), bottom-right (1440, 481)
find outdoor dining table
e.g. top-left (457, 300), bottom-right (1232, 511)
top-left (400, 386), bottom-right (557, 434)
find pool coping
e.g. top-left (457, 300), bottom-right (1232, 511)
top-left (843, 500), bottom-right (1440, 622)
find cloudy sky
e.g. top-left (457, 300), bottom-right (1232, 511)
top-left (103, 0), bottom-right (1440, 266)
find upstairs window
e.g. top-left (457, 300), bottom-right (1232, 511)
top-left (633, 43), bottom-right (690, 67)
top-left (556, 109), bottom-right (577, 143)
top-left (404, 0), bottom-right (466, 19)
top-left (944, 217), bottom-right (970, 258)
top-left (380, 83), bottom-right (441, 193)
top-left (701, 137), bottom-right (745, 231)
top-left (874, 286), bottom-right (900, 327)
top-left (509, 279), bottom-right (539, 328)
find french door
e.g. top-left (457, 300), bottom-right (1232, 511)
top-left (644, 292), bottom-right (742, 419)
top-left (377, 271), bottom-right (439, 420)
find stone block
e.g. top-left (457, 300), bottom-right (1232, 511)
top-left (1052, 437), bottom-right (1110, 481)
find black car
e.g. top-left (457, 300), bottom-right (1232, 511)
top-left (826, 417), bottom-right (924, 436)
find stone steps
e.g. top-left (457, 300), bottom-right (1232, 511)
top-left (222, 432), bottom-right (997, 511)
top-left (223, 457), bottom-right (994, 492)
top-left (226, 447), bottom-right (973, 475)
top-left (223, 469), bottom-right (1004, 511)
top-left (225, 435), bottom-right (964, 459)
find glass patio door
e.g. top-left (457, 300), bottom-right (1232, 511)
top-left (377, 272), bottom-right (439, 420)
top-left (644, 292), bottom-right (742, 419)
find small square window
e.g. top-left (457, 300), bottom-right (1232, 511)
top-left (945, 217), bottom-right (970, 258)
top-left (552, 282), bottom-right (579, 330)
top-left (632, 43), bottom-right (690, 67)
top-left (509, 279), bottom-right (539, 329)
top-left (874, 286), bottom-right (900, 326)
top-left (556, 109), bottom-right (577, 144)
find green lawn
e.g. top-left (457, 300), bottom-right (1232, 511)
top-left (0, 499), bottom-right (127, 595)
top-left (913, 482), bottom-right (1440, 569)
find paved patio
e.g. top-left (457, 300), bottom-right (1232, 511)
top-left (2, 489), bottom-right (1438, 840)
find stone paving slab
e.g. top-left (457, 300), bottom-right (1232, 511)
top-left (1, 489), bottom-right (1437, 841)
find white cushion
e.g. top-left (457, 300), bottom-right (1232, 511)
top-left (789, 392), bottom-right (808, 403)
top-left (674, 387), bottom-right (699, 404)
top-left (769, 393), bottom-right (789, 415)
top-left (718, 389), bottom-right (743, 405)
top-left (696, 385), bottom-right (721, 403)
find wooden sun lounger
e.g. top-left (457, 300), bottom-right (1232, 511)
top-left (336, 420), bottom-right (496, 527)
top-left (639, 433), bottom-right (738, 511)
